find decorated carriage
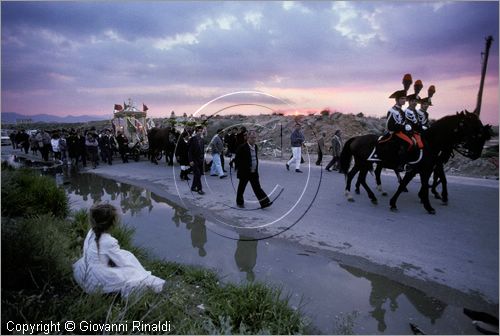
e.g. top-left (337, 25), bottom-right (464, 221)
top-left (111, 98), bottom-right (155, 160)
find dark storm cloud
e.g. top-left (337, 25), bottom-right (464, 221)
top-left (1, 1), bottom-right (498, 123)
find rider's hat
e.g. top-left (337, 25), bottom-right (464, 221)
top-left (389, 90), bottom-right (407, 99)
top-left (418, 85), bottom-right (436, 106)
top-left (402, 74), bottom-right (413, 92)
top-left (406, 93), bottom-right (419, 101)
top-left (418, 97), bottom-right (433, 106)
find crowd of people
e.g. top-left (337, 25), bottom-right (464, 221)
top-left (8, 127), bottom-right (128, 168)
top-left (7, 122), bottom-right (348, 204)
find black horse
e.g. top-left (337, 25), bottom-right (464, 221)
top-left (147, 127), bottom-right (179, 165)
top-left (340, 111), bottom-right (491, 213)
top-left (357, 155), bottom-right (463, 204)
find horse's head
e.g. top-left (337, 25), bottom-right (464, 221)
top-left (454, 110), bottom-right (492, 160)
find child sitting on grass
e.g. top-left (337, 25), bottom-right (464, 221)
top-left (73, 203), bottom-right (165, 297)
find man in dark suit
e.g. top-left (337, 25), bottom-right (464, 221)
top-left (188, 126), bottom-right (205, 195)
top-left (234, 130), bottom-right (272, 209)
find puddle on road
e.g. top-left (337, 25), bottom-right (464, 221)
top-left (26, 164), bottom-right (493, 334)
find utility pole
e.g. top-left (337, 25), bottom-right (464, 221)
top-left (474, 35), bottom-right (493, 116)
top-left (280, 123), bottom-right (283, 158)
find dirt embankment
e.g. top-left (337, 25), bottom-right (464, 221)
top-left (203, 113), bottom-right (498, 179)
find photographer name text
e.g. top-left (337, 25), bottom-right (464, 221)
top-left (6, 320), bottom-right (172, 334)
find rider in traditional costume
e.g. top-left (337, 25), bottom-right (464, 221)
top-left (386, 90), bottom-right (408, 135)
top-left (416, 85), bottom-right (436, 131)
top-left (384, 74), bottom-right (423, 171)
top-left (403, 79), bottom-right (424, 151)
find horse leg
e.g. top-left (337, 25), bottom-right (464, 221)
top-left (359, 169), bottom-right (378, 204)
top-left (150, 150), bottom-right (158, 164)
top-left (375, 164), bottom-right (387, 196)
top-left (430, 166), bottom-right (442, 199)
top-left (396, 171), bottom-right (408, 192)
top-left (431, 178), bottom-right (442, 199)
top-left (355, 175), bottom-right (361, 194)
top-left (164, 149), bottom-right (169, 165)
top-left (345, 166), bottom-right (359, 202)
top-left (417, 170), bottom-right (435, 214)
top-left (167, 149), bottom-right (174, 166)
top-left (389, 169), bottom-right (417, 211)
top-left (435, 163), bottom-right (448, 204)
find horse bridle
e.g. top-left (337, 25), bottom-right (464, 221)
top-left (453, 143), bottom-right (472, 158)
top-left (452, 119), bottom-right (483, 159)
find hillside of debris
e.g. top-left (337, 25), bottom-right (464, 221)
top-left (203, 112), bottom-right (498, 179)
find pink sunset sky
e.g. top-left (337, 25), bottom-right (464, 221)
top-left (2, 1), bottom-right (499, 125)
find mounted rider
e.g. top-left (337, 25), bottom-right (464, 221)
top-left (416, 85), bottom-right (436, 131)
top-left (403, 78), bottom-right (425, 150)
top-left (376, 74), bottom-right (424, 171)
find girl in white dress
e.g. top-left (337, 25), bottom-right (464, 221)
top-left (73, 203), bottom-right (165, 297)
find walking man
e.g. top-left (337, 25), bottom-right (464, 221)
top-left (116, 131), bottom-right (129, 163)
top-left (235, 130), bottom-right (272, 209)
top-left (316, 131), bottom-right (326, 165)
top-left (188, 126), bottom-right (205, 195)
top-left (225, 127), bottom-right (237, 168)
top-left (176, 132), bottom-right (191, 180)
top-left (286, 123), bottom-right (305, 173)
top-left (325, 130), bottom-right (343, 171)
top-left (209, 129), bottom-right (227, 178)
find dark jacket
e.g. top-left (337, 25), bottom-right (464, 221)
top-left (235, 143), bottom-right (260, 179)
top-left (99, 135), bottom-right (116, 151)
top-left (176, 138), bottom-right (190, 166)
top-left (67, 134), bottom-right (80, 157)
top-left (290, 129), bottom-right (305, 147)
top-left (386, 105), bottom-right (406, 133)
top-left (225, 133), bottom-right (237, 153)
top-left (116, 134), bottom-right (129, 150)
top-left (188, 134), bottom-right (204, 164)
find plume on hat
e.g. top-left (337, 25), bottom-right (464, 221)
top-left (402, 74), bottom-right (413, 92)
top-left (428, 85), bottom-right (436, 98)
top-left (414, 80), bottom-right (423, 96)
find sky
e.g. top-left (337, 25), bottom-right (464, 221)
top-left (1, 1), bottom-right (499, 125)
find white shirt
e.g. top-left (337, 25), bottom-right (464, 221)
top-left (73, 230), bottom-right (165, 297)
top-left (50, 138), bottom-right (60, 152)
top-left (249, 143), bottom-right (257, 173)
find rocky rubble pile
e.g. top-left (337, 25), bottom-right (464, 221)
top-left (445, 146), bottom-right (498, 179)
top-left (204, 113), bottom-right (498, 179)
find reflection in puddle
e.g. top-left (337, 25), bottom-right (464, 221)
top-left (343, 264), bottom-right (447, 333)
top-left (32, 166), bottom-right (489, 334)
top-left (235, 236), bottom-right (258, 282)
top-left (187, 216), bottom-right (208, 257)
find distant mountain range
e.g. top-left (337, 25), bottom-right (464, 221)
top-left (1, 112), bottom-right (111, 124)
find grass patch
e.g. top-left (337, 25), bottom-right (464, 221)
top-left (2, 168), bottom-right (309, 334)
top-left (1, 166), bottom-right (69, 218)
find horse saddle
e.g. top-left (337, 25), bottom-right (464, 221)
top-left (367, 134), bottom-right (392, 162)
top-left (369, 133), bottom-right (423, 165)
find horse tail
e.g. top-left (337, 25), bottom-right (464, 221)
top-left (339, 137), bottom-right (356, 174)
